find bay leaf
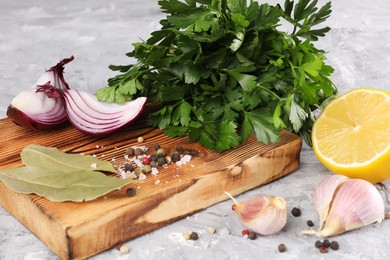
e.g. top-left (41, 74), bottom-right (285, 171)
top-left (21, 144), bottom-right (117, 173)
top-left (0, 166), bottom-right (132, 202)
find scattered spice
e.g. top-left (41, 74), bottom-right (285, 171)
top-left (306, 220), bottom-right (314, 227)
top-left (126, 187), bottom-right (136, 197)
top-left (141, 157), bottom-right (151, 165)
top-left (319, 246), bottom-right (328, 253)
top-left (207, 227), bottom-right (216, 234)
top-left (248, 231), bottom-right (257, 240)
top-left (278, 243), bottom-right (287, 253)
top-left (242, 229), bottom-right (250, 236)
top-left (126, 147), bottom-right (135, 156)
top-left (183, 232), bottom-right (191, 240)
top-left (322, 239), bottom-right (330, 248)
top-left (156, 148), bottom-right (166, 156)
top-left (134, 148), bottom-right (144, 156)
top-left (153, 144), bottom-right (161, 151)
top-left (189, 232), bottom-right (199, 240)
top-left (118, 245), bottom-right (129, 254)
top-left (315, 240), bottom-right (323, 248)
top-left (291, 207), bottom-right (301, 217)
top-left (330, 241), bottom-right (339, 250)
top-left (137, 136), bottom-right (144, 143)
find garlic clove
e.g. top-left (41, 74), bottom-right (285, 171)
top-left (304, 176), bottom-right (385, 237)
top-left (225, 192), bottom-right (287, 235)
top-left (313, 174), bottom-right (349, 229)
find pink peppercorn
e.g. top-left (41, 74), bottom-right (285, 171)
top-left (142, 157), bottom-right (151, 165)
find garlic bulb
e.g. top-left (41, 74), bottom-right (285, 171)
top-left (304, 175), bottom-right (385, 237)
top-left (225, 192), bottom-right (287, 235)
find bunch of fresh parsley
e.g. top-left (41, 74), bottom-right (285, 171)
top-left (97, 0), bottom-right (337, 152)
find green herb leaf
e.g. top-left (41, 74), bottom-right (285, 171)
top-left (0, 166), bottom-right (131, 202)
top-left (21, 144), bottom-right (117, 173)
top-left (99, 0), bottom-right (336, 151)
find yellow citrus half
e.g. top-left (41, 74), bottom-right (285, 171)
top-left (312, 88), bottom-right (390, 183)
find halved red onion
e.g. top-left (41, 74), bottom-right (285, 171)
top-left (62, 89), bottom-right (147, 135)
top-left (7, 56), bottom-right (74, 130)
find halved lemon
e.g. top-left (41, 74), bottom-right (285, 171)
top-left (312, 88), bottom-right (390, 183)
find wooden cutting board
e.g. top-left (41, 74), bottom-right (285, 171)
top-left (0, 117), bottom-right (302, 260)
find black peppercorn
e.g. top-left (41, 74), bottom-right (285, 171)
top-left (157, 157), bottom-right (166, 166)
top-left (248, 231), bottom-right (257, 240)
top-left (189, 232), bottom-right (198, 240)
top-left (306, 220), bottom-right (314, 227)
top-left (124, 162), bottom-right (135, 172)
top-left (278, 243), bottom-right (287, 253)
top-left (291, 207), bottom-right (301, 217)
top-left (322, 239), bottom-right (330, 248)
top-left (150, 161), bottom-right (158, 168)
top-left (153, 144), bottom-right (161, 151)
top-left (126, 187), bottom-right (136, 197)
top-left (149, 154), bottom-right (158, 162)
top-left (171, 153), bottom-right (181, 162)
top-left (315, 240), bottom-right (323, 248)
top-left (330, 241), bottom-right (339, 250)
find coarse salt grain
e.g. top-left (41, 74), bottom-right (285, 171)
top-left (92, 154), bottom-right (97, 158)
top-left (138, 173), bottom-right (147, 180)
top-left (154, 179), bottom-right (161, 185)
top-left (181, 155), bottom-right (192, 164)
top-left (90, 163), bottom-right (97, 169)
top-left (151, 167), bottom-right (159, 175)
top-left (96, 145), bottom-right (99, 148)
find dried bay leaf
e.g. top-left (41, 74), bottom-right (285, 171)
top-left (21, 144), bottom-right (117, 173)
top-left (0, 166), bottom-right (132, 202)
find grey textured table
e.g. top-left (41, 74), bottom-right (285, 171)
top-left (1, 0), bottom-right (390, 259)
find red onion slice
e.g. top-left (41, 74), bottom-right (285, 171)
top-left (7, 56), bottom-right (74, 131)
top-left (62, 89), bottom-right (147, 135)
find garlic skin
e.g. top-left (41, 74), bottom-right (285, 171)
top-left (314, 174), bottom-right (349, 229)
top-left (225, 192), bottom-right (287, 235)
top-left (304, 175), bottom-right (385, 237)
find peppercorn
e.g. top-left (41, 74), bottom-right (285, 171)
top-left (153, 144), bottom-right (161, 151)
top-left (291, 207), bottom-right (301, 217)
top-left (175, 146), bottom-right (185, 154)
top-left (189, 232), bottom-right (198, 240)
top-left (231, 204), bottom-right (236, 211)
top-left (126, 147), bottom-right (135, 156)
top-left (330, 241), bottom-right (339, 250)
top-left (134, 167), bottom-right (143, 176)
top-left (150, 154), bottom-right (158, 162)
top-left (171, 152), bottom-right (181, 162)
top-left (126, 187), bottom-right (136, 197)
top-left (306, 220), bottom-right (314, 227)
top-left (150, 161), bottom-right (158, 168)
top-left (315, 240), bottom-right (323, 248)
top-left (248, 231), bottom-right (257, 240)
top-left (278, 243), bottom-right (287, 253)
top-left (319, 246), bottom-right (328, 253)
top-left (323, 239), bottom-right (330, 248)
top-left (156, 148), bottom-right (166, 156)
top-left (208, 227), bottom-right (216, 234)
top-left (124, 162), bottom-right (135, 172)
top-left (157, 157), bottom-right (166, 166)
top-left (137, 136), bottom-right (144, 143)
top-left (143, 165), bottom-right (152, 174)
top-left (141, 157), bottom-right (151, 165)
top-left (164, 156), bottom-right (171, 164)
top-left (242, 229), bottom-right (250, 236)
top-left (134, 148), bottom-right (144, 156)
top-left (183, 232), bottom-right (190, 240)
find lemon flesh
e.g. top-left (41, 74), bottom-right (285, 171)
top-left (312, 88), bottom-right (390, 183)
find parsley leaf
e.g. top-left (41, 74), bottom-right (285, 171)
top-left (98, 0), bottom-right (337, 151)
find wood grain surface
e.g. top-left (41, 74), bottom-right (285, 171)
top-left (0, 117), bottom-right (302, 260)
